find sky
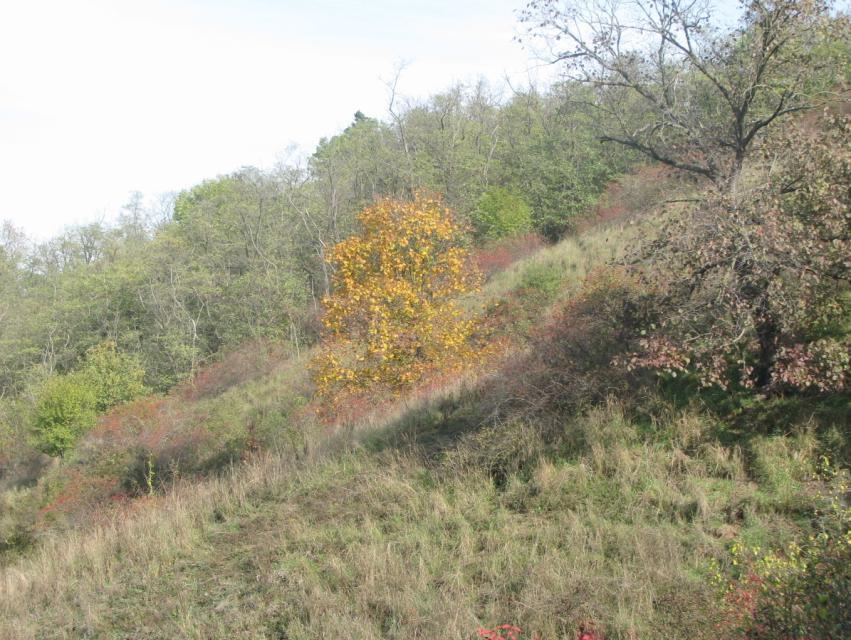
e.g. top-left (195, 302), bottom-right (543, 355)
top-left (0, 0), bottom-right (551, 240)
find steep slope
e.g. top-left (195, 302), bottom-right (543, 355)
top-left (1, 174), bottom-right (655, 554)
top-left (1, 169), bottom-right (847, 639)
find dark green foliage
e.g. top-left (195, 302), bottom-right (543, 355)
top-left (310, 113), bottom-right (407, 220)
top-left (398, 83), bottom-right (501, 215)
top-left (492, 85), bottom-right (625, 240)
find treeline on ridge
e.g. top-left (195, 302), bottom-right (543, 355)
top-left (0, 81), bottom-right (632, 455)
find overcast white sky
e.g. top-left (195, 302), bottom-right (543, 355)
top-left (0, 0), bottom-right (554, 240)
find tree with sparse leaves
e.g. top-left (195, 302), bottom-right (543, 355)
top-left (625, 113), bottom-right (850, 391)
top-left (521, 0), bottom-right (845, 186)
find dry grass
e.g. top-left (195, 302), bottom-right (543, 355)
top-left (479, 219), bottom-right (643, 305)
top-left (1, 392), bottom-right (833, 639)
top-left (0, 452), bottom-right (294, 638)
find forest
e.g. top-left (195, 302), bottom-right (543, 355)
top-left (0, 80), bottom-right (626, 419)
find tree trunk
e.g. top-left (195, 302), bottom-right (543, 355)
top-left (753, 313), bottom-right (779, 389)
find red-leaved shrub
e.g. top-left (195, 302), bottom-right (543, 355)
top-left (474, 233), bottom-right (545, 278)
top-left (179, 339), bottom-right (287, 401)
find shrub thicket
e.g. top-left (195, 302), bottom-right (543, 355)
top-left (516, 267), bottom-right (655, 415)
top-left (30, 342), bottom-right (148, 457)
top-left (31, 374), bottom-right (97, 457)
top-left (718, 482), bottom-right (851, 639)
top-left (626, 114), bottom-right (850, 392)
top-left (470, 187), bottom-right (533, 241)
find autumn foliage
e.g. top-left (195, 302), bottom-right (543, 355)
top-left (714, 487), bottom-right (851, 640)
top-left (626, 113), bottom-right (850, 392)
top-left (312, 192), bottom-right (480, 399)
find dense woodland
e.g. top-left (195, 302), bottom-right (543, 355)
top-left (0, 1), bottom-right (849, 638)
top-left (0, 81), bottom-right (628, 423)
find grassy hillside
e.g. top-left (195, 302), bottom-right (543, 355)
top-left (0, 170), bottom-right (659, 555)
top-left (1, 165), bottom-right (847, 639)
top-left (1, 371), bottom-right (845, 638)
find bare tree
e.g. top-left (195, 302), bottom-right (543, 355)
top-left (520, 0), bottom-right (839, 185)
top-left (382, 61), bottom-right (416, 191)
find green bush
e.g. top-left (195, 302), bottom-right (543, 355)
top-left (31, 374), bottom-right (98, 457)
top-left (79, 341), bottom-right (148, 412)
top-left (519, 261), bottom-right (563, 299)
top-left (471, 187), bottom-right (532, 241)
top-left (30, 342), bottom-right (148, 457)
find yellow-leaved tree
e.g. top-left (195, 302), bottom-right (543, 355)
top-left (312, 192), bottom-right (480, 400)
